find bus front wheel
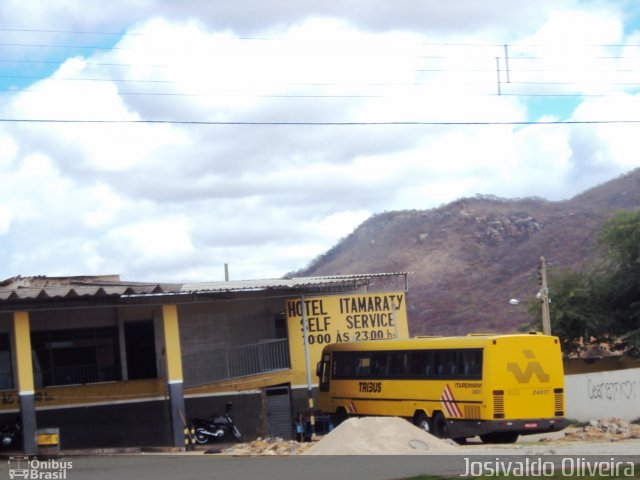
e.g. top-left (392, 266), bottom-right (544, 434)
top-left (431, 412), bottom-right (448, 439)
top-left (333, 408), bottom-right (349, 426)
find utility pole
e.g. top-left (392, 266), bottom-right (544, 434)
top-left (300, 295), bottom-right (316, 438)
top-left (538, 256), bottom-right (551, 335)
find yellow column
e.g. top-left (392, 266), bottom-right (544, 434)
top-left (12, 311), bottom-right (37, 454)
top-left (162, 304), bottom-right (183, 383)
top-left (12, 311), bottom-right (34, 394)
top-left (161, 304), bottom-right (186, 448)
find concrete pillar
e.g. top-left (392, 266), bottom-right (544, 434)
top-left (116, 308), bottom-right (129, 381)
top-left (12, 311), bottom-right (36, 455)
top-left (161, 305), bottom-right (186, 448)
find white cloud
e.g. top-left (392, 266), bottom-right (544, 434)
top-left (0, 205), bottom-right (12, 236)
top-left (1, 3), bottom-right (640, 281)
top-left (0, 0), bottom-right (571, 36)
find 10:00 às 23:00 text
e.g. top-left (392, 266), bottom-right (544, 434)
top-left (305, 328), bottom-right (396, 345)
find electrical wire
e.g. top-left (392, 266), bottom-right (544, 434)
top-left (1, 118), bottom-right (639, 126)
top-left (2, 29), bottom-right (640, 106)
top-left (3, 26), bottom-right (640, 48)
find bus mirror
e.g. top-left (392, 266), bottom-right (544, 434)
top-left (315, 361), bottom-right (323, 377)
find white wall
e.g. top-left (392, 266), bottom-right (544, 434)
top-left (565, 368), bottom-right (640, 421)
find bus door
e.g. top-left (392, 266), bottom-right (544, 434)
top-left (317, 353), bottom-right (331, 392)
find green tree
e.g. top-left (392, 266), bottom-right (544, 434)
top-left (529, 209), bottom-right (640, 356)
top-left (528, 268), bottom-right (612, 355)
top-left (598, 210), bottom-right (640, 355)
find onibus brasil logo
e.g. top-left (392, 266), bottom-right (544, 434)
top-left (8, 457), bottom-right (73, 479)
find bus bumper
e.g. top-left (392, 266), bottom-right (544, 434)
top-left (447, 417), bottom-right (569, 439)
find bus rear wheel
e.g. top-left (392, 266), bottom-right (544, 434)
top-left (480, 432), bottom-right (519, 444)
top-left (413, 412), bottom-right (430, 433)
top-left (431, 412), bottom-right (448, 439)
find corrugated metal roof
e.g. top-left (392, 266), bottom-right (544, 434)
top-left (179, 273), bottom-right (401, 294)
top-left (0, 273), bottom-right (407, 303)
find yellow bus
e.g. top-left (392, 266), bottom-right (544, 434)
top-left (315, 332), bottom-right (567, 444)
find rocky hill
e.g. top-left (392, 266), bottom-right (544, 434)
top-left (295, 168), bottom-right (640, 336)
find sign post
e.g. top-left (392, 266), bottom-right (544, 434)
top-left (539, 257), bottom-right (551, 335)
top-left (300, 295), bottom-right (316, 437)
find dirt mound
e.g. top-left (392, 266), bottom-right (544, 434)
top-left (303, 416), bottom-right (456, 455)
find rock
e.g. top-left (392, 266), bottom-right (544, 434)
top-left (221, 436), bottom-right (313, 456)
top-left (564, 418), bottom-right (639, 443)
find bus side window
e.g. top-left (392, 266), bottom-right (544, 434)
top-left (459, 349), bottom-right (483, 379)
top-left (435, 351), bottom-right (444, 376)
top-left (355, 353), bottom-right (371, 378)
top-left (408, 351), bottom-right (425, 377)
top-left (461, 351), bottom-right (471, 377)
top-left (425, 351), bottom-right (435, 377)
top-left (437, 350), bottom-right (457, 378)
top-left (389, 352), bottom-right (408, 377)
top-left (470, 350), bottom-right (483, 379)
top-left (370, 352), bottom-right (389, 377)
top-left (334, 352), bottom-right (358, 378)
top-left (332, 352), bottom-right (341, 377)
top-left (449, 351), bottom-right (458, 376)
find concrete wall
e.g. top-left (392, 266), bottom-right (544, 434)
top-left (0, 399), bottom-right (173, 449)
top-left (565, 367), bottom-right (640, 422)
top-left (178, 298), bottom-right (284, 355)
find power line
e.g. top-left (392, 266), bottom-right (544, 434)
top-left (2, 32), bottom-right (640, 102)
top-left (1, 118), bottom-right (639, 126)
top-left (0, 42), bottom-right (128, 51)
top-left (2, 69), bottom-right (638, 89)
top-left (0, 58), bottom-right (161, 68)
top-left (3, 86), bottom-right (626, 98)
top-left (0, 26), bottom-right (277, 41)
top-left (3, 27), bottom-right (640, 48)
top-left (510, 80), bottom-right (640, 87)
top-left (3, 57), bottom-right (639, 75)
top-left (0, 27), bottom-right (135, 36)
top-left (4, 39), bottom-right (639, 62)
top-left (4, 79), bottom-right (637, 99)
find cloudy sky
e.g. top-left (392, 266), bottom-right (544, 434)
top-left (1, 1), bottom-right (640, 282)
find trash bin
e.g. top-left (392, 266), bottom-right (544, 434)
top-left (36, 428), bottom-right (60, 458)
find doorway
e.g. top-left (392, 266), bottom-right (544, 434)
top-left (264, 385), bottom-right (293, 439)
top-left (125, 320), bottom-right (157, 380)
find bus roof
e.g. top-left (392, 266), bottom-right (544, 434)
top-left (319, 332), bottom-right (557, 352)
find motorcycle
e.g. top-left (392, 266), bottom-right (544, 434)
top-left (189, 402), bottom-right (242, 444)
top-left (0, 420), bottom-right (21, 449)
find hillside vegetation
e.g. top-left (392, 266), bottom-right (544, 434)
top-left (295, 169), bottom-right (640, 336)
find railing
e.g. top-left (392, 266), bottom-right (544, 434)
top-left (50, 364), bottom-right (99, 386)
top-left (182, 338), bottom-right (290, 387)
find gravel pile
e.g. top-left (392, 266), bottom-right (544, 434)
top-left (304, 416), bottom-right (456, 455)
top-left (220, 437), bottom-right (312, 456)
top-left (213, 417), bottom-right (640, 456)
top-left (564, 418), bottom-right (640, 442)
